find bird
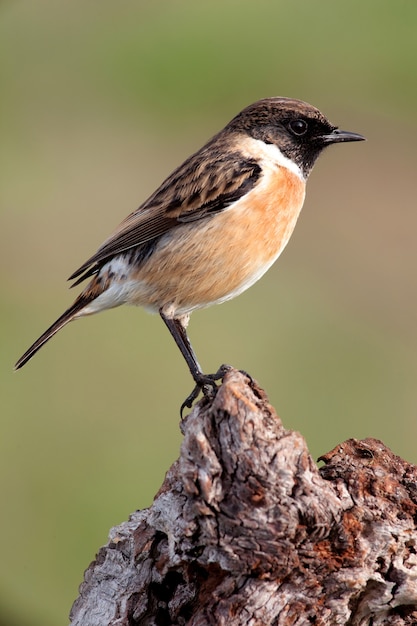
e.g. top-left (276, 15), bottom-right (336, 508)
top-left (15, 97), bottom-right (365, 412)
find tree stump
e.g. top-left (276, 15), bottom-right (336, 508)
top-left (69, 369), bottom-right (417, 626)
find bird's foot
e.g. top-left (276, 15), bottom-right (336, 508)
top-left (180, 364), bottom-right (232, 417)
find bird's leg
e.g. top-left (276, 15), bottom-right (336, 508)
top-left (159, 310), bottom-right (229, 414)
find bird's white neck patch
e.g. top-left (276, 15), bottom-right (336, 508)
top-left (239, 136), bottom-right (305, 181)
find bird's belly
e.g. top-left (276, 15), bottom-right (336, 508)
top-left (129, 166), bottom-right (306, 315)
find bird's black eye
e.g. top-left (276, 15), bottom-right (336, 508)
top-left (288, 119), bottom-right (308, 136)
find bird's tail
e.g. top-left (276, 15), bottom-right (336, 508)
top-left (15, 293), bottom-right (94, 370)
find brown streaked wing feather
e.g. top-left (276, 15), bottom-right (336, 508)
top-left (68, 137), bottom-right (261, 283)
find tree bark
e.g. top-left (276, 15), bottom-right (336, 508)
top-left (69, 368), bottom-right (417, 626)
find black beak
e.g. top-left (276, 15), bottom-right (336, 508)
top-left (321, 128), bottom-right (366, 145)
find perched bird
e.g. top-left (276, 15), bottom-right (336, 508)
top-left (15, 97), bottom-right (364, 411)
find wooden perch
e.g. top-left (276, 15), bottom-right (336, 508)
top-left (69, 369), bottom-right (417, 625)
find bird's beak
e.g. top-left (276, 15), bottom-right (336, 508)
top-left (321, 128), bottom-right (366, 145)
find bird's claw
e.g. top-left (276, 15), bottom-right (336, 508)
top-left (180, 364), bottom-right (232, 418)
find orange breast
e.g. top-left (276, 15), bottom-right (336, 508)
top-left (131, 165), bottom-right (306, 315)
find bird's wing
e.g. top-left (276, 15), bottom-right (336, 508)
top-left (69, 142), bottom-right (261, 284)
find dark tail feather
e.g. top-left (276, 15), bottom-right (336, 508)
top-left (15, 295), bottom-right (92, 370)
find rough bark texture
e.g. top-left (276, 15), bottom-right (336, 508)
top-left (69, 369), bottom-right (417, 626)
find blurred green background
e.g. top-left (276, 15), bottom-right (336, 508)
top-left (1, 0), bottom-right (417, 623)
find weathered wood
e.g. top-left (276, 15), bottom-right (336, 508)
top-left (69, 369), bottom-right (417, 625)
